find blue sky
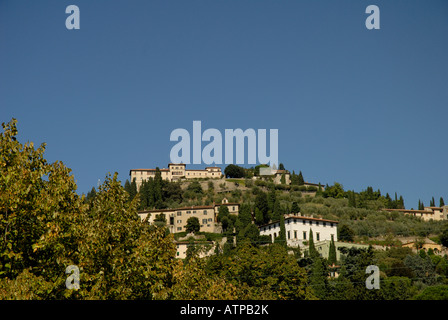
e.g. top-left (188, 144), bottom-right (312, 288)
top-left (1, 0), bottom-right (447, 209)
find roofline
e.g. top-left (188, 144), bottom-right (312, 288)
top-left (258, 215), bottom-right (339, 228)
top-left (383, 209), bottom-right (435, 214)
top-left (138, 202), bottom-right (240, 214)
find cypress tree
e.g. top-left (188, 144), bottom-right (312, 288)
top-left (291, 202), bottom-right (300, 214)
top-left (154, 167), bottom-right (163, 208)
top-left (328, 237), bottom-right (337, 265)
top-left (309, 257), bottom-right (329, 300)
top-left (440, 197), bottom-right (445, 207)
top-left (280, 173), bottom-right (286, 185)
top-left (129, 178), bottom-right (137, 201)
top-left (308, 229), bottom-right (319, 259)
top-left (298, 171), bottom-right (305, 186)
top-left (272, 199), bottom-right (281, 221)
top-left (430, 197), bottom-right (435, 207)
top-left (276, 214), bottom-right (287, 248)
top-left (398, 195), bottom-right (404, 209)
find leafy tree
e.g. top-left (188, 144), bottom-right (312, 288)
top-left (332, 246), bottom-right (382, 300)
top-left (185, 217), bottom-right (200, 234)
top-left (0, 118), bottom-right (84, 282)
top-left (323, 182), bottom-right (344, 199)
top-left (238, 224), bottom-right (261, 247)
top-left (224, 164), bottom-right (245, 178)
top-left (403, 254), bottom-right (437, 286)
top-left (154, 213), bottom-right (167, 226)
top-left (172, 257), bottom-right (237, 299)
top-left (413, 285), bottom-right (448, 300)
top-left (440, 227), bottom-right (448, 247)
top-left (85, 187), bottom-right (97, 203)
top-left (186, 181), bottom-right (203, 194)
top-left (206, 244), bottom-right (315, 300)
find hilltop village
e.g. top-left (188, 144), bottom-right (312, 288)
top-left (124, 163), bottom-right (448, 263)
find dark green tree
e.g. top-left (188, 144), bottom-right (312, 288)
top-left (338, 225), bottom-right (355, 242)
top-left (309, 257), bottom-right (330, 299)
top-left (254, 207), bottom-right (264, 226)
top-left (328, 237), bottom-right (337, 265)
top-left (274, 214), bottom-right (286, 248)
top-left (347, 190), bottom-right (357, 208)
top-left (86, 187), bottom-right (97, 203)
top-left (129, 178), bottom-right (138, 201)
top-left (291, 202), bottom-right (300, 214)
top-left (185, 217), bottom-right (200, 234)
top-left (440, 197), bottom-right (445, 207)
top-left (254, 192), bottom-right (269, 224)
top-left (224, 164), bottom-right (245, 178)
top-left (430, 197), bottom-right (435, 207)
top-left (298, 171), bottom-right (305, 186)
top-left (308, 229), bottom-right (319, 259)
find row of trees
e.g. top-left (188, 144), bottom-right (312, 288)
top-left (419, 197), bottom-right (445, 210)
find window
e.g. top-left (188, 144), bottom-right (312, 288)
top-left (323, 222), bottom-right (326, 227)
top-left (294, 230), bottom-right (297, 239)
top-left (203, 210), bottom-right (208, 215)
top-left (302, 220), bottom-right (306, 225)
top-left (287, 231), bottom-right (290, 239)
top-left (202, 219), bottom-right (208, 224)
top-left (193, 210), bottom-right (196, 214)
top-left (177, 220), bottom-right (182, 224)
top-left (309, 220), bottom-right (312, 225)
top-left (177, 212), bottom-right (182, 216)
top-left (177, 227), bottom-right (182, 231)
top-left (316, 233), bottom-right (320, 241)
top-left (186, 210), bottom-right (191, 214)
top-left (303, 231), bottom-right (307, 240)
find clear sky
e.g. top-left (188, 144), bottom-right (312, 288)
top-left (1, 0), bottom-right (447, 209)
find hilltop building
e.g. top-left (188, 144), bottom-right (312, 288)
top-left (138, 198), bottom-right (239, 233)
top-left (259, 214), bottom-right (338, 248)
top-left (130, 163), bottom-right (222, 190)
top-left (383, 206), bottom-right (448, 221)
